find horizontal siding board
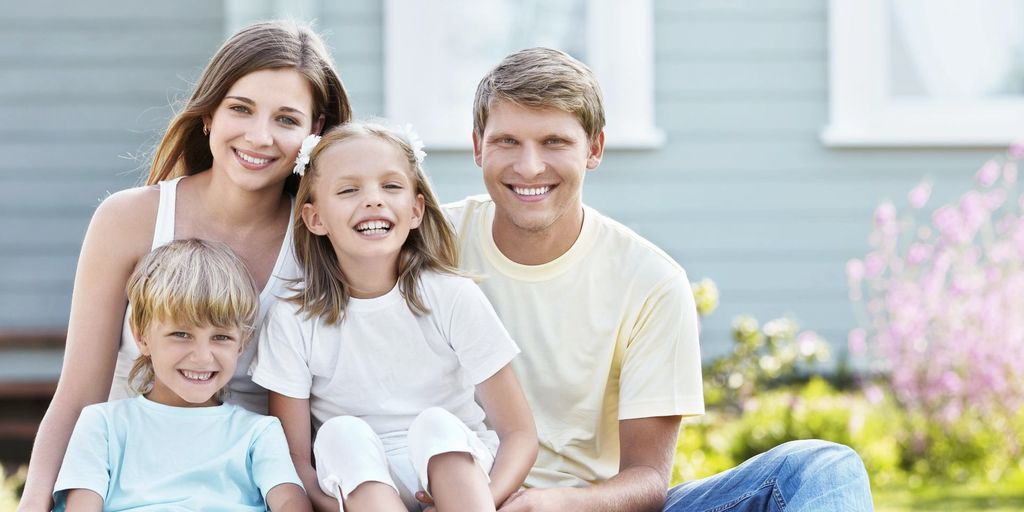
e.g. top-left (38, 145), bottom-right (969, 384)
top-left (656, 19), bottom-right (825, 56)
top-left (657, 60), bottom-right (826, 95)
top-left (0, 29), bottom-right (220, 61)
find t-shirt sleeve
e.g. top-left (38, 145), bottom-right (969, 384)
top-left (250, 301), bottom-right (313, 399)
top-left (446, 278), bottom-right (520, 384)
top-left (53, 406), bottom-right (111, 509)
top-left (619, 270), bottom-right (705, 420)
top-left (249, 418), bottom-right (304, 499)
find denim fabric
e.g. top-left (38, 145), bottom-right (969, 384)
top-left (664, 440), bottom-right (874, 511)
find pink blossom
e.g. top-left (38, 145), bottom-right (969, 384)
top-left (1010, 140), bottom-right (1024, 159)
top-left (848, 328), bottom-right (867, 355)
top-left (932, 205), bottom-right (965, 243)
top-left (906, 243), bottom-right (933, 265)
top-left (908, 182), bottom-right (932, 209)
top-left (864, 252), bottom-right (886, 278)
top-left (873, 201), bottom-right (898, 235)
top-left (846, 259), bottom-right (865, 283)
top-left (976, 160), bottom-right (1000, 187)
top-left (1005, 162), bottom-right (1018, 184)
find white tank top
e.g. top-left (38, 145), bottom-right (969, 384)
top-left (108, 176), bottom-right (299, 413)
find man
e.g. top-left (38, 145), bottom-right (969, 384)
top-left (441, 48), bottom-right (873, 511)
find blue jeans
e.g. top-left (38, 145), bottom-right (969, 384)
top-left (664, 440), bottom-right (873, 511)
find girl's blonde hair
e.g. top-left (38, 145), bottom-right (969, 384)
top-left (146, 20), bottom-right (352, 194)
top-left (289, 121), bottom-right (459, 324)
top-left (126, 239), bottom-right (260, 395)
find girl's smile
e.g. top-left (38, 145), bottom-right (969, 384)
top-left (301, 135), bottom-right (425, 280)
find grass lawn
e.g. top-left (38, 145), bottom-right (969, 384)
top-left (874, 474), bottom-right (1024, 511)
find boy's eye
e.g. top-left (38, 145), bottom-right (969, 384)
top-left (170, 331), bottom-right (190, 339)
top-left (212, 334), bottom-right (235, 342)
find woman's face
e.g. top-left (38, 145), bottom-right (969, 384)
top-left (206, 68), bottom-right (321, 193)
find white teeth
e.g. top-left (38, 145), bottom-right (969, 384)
top-left (356, 220), bottom-right (393, 233)
top-left (513, 186), bottom-right (550, 196)
top-left (181, 370), bottom-right (213, 381)
top-left (237, 151), bottom-right (270, 165)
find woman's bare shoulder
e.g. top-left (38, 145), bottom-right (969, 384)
top-left (88, 184), bottom-right (161, 253)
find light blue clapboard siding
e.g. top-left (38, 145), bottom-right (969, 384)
top-left (0, 0), bottom-right (1003, 370)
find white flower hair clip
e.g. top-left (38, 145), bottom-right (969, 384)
top-left (293, 134), bottom-right (321, 176)
top-left (398, 123), bottom-right (427, 165)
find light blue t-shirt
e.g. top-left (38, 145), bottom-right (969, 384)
top-left (54, 395), bottom-right (302, 511)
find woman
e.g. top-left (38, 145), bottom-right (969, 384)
top-left (17, 20), bottom-right (352, 511)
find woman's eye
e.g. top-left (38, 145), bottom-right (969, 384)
top-left (229, 105), bottom-right (250, 114)
top-left (278, 116), bottom-right (299, 126)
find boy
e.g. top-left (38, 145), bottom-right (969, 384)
top-left (53, 239), bottom-right (310, 511)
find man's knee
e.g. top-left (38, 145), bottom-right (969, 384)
top-left (776, 439), bottom-right (868, 479)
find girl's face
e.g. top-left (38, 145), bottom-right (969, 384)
top-left (134, 319), bottom-right (244, 408)
top-left (301, 136), bottom-right (425, 272)
top-left (206, 68), bottom-right (321, 193)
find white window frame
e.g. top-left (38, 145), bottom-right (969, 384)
top-left (384, 0), bottom-right (664, 149)
top-left (821, 0), bottom-right (1024, 147)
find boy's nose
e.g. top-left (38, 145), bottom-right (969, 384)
top-left (189, 342), bottom-right (215, 364)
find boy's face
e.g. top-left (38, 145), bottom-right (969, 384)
top-left (473, 100), bottom-right (604, 240)
top-left (135, 319), bottom-right (244, 408)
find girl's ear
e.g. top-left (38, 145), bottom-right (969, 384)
top-left (301, 202), bottom-right (329, 236)
top-left (410, 194), bottom-right (425, 229)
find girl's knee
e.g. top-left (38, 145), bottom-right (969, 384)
top-left (408, 407), bottom-right (463, 443)
top-left (314, 416), bottom-right (379, 455)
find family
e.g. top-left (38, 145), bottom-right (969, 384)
top-left (17, 21), bottom-right (873, 512)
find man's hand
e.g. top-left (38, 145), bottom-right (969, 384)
top-left (497, 487), bottom-right (572, 511)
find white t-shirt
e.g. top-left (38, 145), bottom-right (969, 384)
top-left (444, 195), bottom-right (705, 488)
top-left (251, 270), bottom-right (519, 441)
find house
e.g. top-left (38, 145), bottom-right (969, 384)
top-left (0, 0), bottom-right (1005, 462)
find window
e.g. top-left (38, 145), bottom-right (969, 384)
top-left (822, 0), bottom-right (1024, 147)
top-left (384, 0), bottom-right (663, 148)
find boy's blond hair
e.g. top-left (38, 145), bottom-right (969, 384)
top-left (126, 239), bottom-right (260, 395)
top-left (289, 121), bottom-right (459, 325)
top-left (473, 47), bottom-right (605, 143)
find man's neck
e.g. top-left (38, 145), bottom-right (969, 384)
top-left (491, 207), bottom-right (585, 266)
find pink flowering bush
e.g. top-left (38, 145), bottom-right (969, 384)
top-left (848, 145), bottom-right (1024, 466)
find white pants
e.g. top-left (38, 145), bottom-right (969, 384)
top-left (313, 407), bottom-right (497, 511)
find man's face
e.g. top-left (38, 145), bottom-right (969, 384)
top-left (473, 100), bottom-right (604, 239)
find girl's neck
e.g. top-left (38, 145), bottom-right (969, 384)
top-left (339, 253), bottom-right (400, 299)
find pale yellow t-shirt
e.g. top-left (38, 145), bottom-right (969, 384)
top-left (445, 196), bottom-right (704, 488)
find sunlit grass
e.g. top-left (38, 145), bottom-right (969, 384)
top-left (874, 473), bottom-right (1024, 511)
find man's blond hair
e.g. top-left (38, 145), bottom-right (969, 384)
top-left (473, 47), bottom-right (605, 142)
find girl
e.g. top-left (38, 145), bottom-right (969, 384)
top-left (55, 239), bottom-right (309, 511)
top-left (251, 121), bottom-right (538, 512)
top-left (19, 20), bottom-right (351, 511)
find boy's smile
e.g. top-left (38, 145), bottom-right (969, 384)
top-left (135, 320), bottom-right (244, 408)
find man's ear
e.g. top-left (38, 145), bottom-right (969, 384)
top-left (472, 131), bottom-right (483, 168)
top-left (301, 202), bottom-right (329, 236)
top-left (586, 131), bottom-right (605, 170)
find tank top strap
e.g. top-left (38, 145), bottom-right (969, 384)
top-left (152, 176), bottom-right (185, 249)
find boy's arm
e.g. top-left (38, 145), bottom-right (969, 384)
top-left (475, 364), bottom-right (538, 508)
top-left (64, 489), bottom-right (104, 512)
top-left (266, 483), bottom-right (313, 512)
top-left (269, 392), bottom-right (339, 512)
top-left (499, 416), bottom-right (680, 512)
